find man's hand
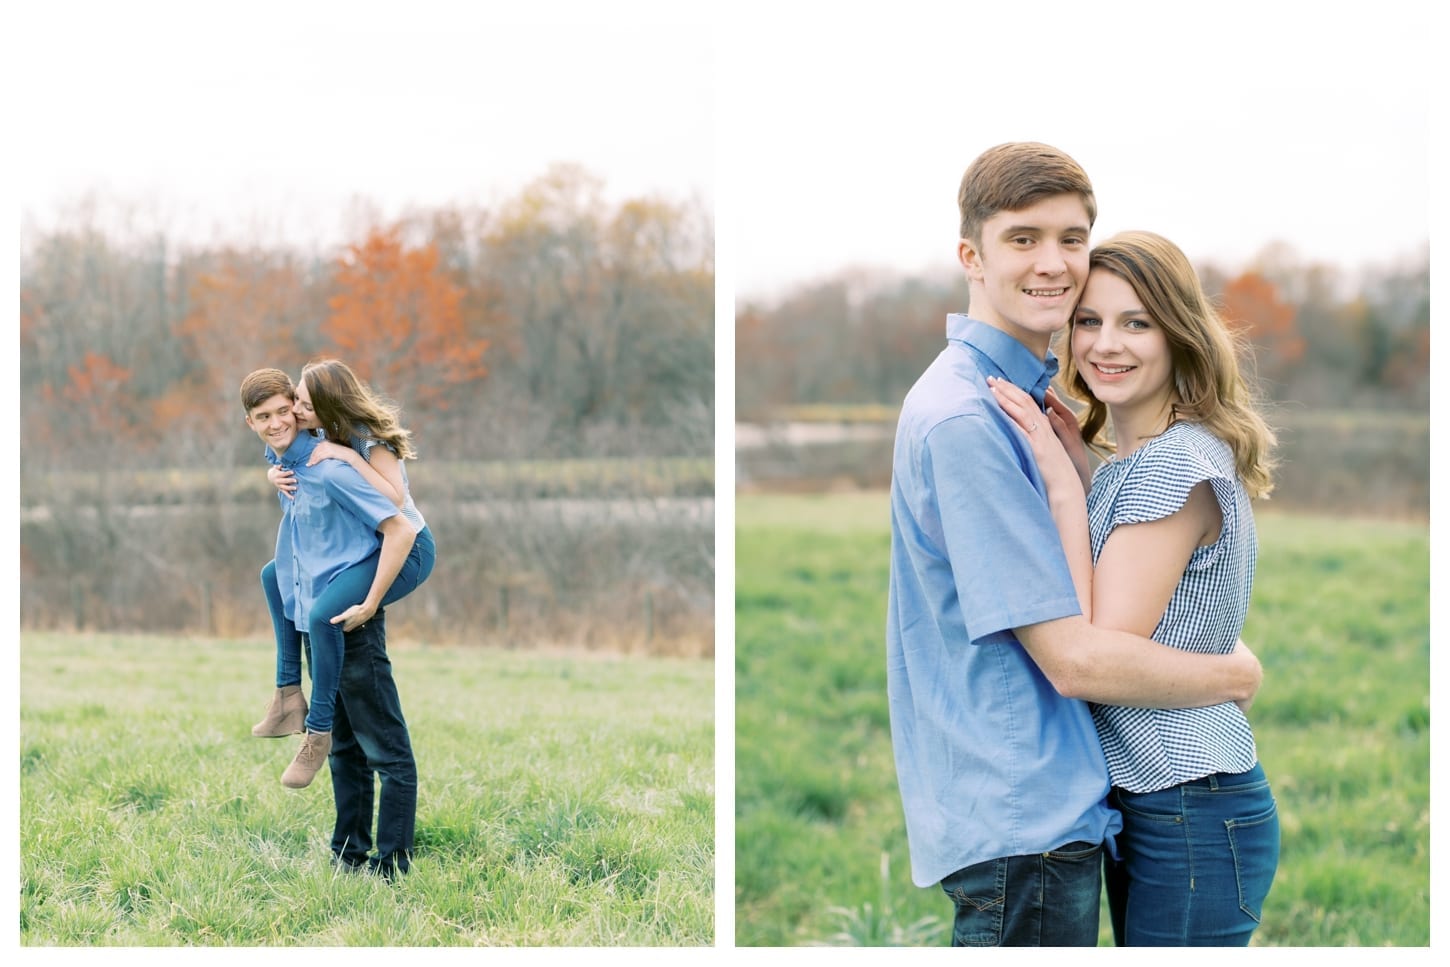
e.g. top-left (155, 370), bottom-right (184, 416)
top-left (331, 601), bottom-right (378, 633)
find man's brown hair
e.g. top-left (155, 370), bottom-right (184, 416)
top-left (240, 368), bottom-right (296, 414)
top-left (958, 142), bottom-right (1096, 243)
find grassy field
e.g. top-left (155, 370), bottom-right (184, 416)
top-left (20, 632), bottom-right (714, 946)
top-left (734, 492), bottom-right (1430, 946)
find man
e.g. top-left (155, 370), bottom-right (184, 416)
top-left (885, 143), bottom-right (1262, 946)
top-left (241, 368), bottom-right (419, 878)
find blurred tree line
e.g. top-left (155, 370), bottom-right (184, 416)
top-left (735, 243), bottom-right (1429, 418)
top-left (19, 164), bottom-right (715, 654)
top-left (21, 162), bottom-right (714, 474)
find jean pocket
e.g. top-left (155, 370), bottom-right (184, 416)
top-left (1226, 797), bottom-right (1280, 921)
top-left (940, 861), bottom-right (1005, 909)
top-left (1043, 840), bottom-right (1101, 862)
top-left (1113, 791), bottom-right (1184, 825)
top-left (940, 861), bottom-right (1006, 947)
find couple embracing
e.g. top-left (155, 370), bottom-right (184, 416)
top-left (240, 360), bottom-right (436, 880)
top-left (887, 142), bottom-right (1280, 946)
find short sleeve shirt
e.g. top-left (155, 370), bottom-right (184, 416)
top-left (1085, 422), bottom-right (1259, 792)
top-left (886, 314), bottom-right (1120, 888)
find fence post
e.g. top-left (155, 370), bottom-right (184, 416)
top-left (497, 586), bottom-right (509, 634)
top-left (644, 590), bottom-right (654, 646)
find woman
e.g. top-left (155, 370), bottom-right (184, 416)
top-left (251, 359), bottom-right (437, 790)
top-left (990, 231), bottom-right (1279, 946)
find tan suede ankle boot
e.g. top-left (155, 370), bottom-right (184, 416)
top-left (251, 685), bottom-right (308, 737)
top-left (281, 730), bottom-right (332, 789)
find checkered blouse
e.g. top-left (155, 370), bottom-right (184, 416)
top-left (351, 431), bottom-right (428, 534)
top-left (1086, 421), bottom-right (1259, 793)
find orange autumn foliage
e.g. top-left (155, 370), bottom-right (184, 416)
top-left (325, 227), bottom-right (489, 411)
top-left (39, 351), bottom-right (135, 446)
top-left (176, 255), bottom-right (305, 358)
top-left (1220, 270), bottom-right (1305, 376)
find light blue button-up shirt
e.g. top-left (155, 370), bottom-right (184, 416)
top-left (886, 314), bottom-right (1119, 888)
top-left (266, 430), bottom-right (401, 627)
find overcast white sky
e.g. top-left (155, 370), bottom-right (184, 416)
top-left (12, 1), bottom-right (1435, 295)
top-left (13, 0), bottom-right (714, 250)
top-left (723, 1), bottom-right (1435, 301)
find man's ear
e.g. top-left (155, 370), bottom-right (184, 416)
top-left (958, 237), bottom-right (984, 282)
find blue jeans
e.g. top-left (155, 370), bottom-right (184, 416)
top-left (262, 526), bottom-right (435, 733)
top-left (939, 840), bottom-right (1103, 946)
top-left (302, 609), bottom-right (417, 878)
top-left (1106, 763), bottom-right (1279, 946)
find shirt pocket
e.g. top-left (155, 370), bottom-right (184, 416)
top-left (291, 485), bottom-right (333, 526)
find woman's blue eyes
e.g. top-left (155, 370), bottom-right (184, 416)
top-left (1075, 317), bottom-right (1150, 330)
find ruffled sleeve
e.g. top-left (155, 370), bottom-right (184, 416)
top-left (1105, 425), bottom-right (1239, 572)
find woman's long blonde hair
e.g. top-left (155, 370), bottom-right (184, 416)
top-left (301, 359), bottom-right (417, 461)
top-left (1060, 231), bottom-right (1277, 498)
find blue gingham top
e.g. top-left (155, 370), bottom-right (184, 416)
top-left (1086, 421), bottom-right (1259, 792)
top-left (351, 430), bottom-right (428, 534)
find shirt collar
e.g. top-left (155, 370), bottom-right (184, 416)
top-left (946, 313), bottom-right (1059, 407)
top-left (266, 428), bottom-right (319, 470)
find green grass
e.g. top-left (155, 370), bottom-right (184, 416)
top-left (734, 493), bottom-right (1429, 946)
top-left (20, 633), bottom-right (714, 946)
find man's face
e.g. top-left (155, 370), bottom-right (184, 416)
top-left (245, 393), bottom-right (299, 455)
top-left (957, 193), bottom-right (1092, 358)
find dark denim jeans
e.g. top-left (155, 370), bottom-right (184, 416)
top-left (301, 608), bottom-right (417, 878)
top-left (1106, 763), bottom-right (1279, 946)
top-left (939, 840), bottom-right (1103, 946)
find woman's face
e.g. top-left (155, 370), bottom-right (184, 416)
top-left (292, 377), bottom-right (322, 431)
top-left (1070, 269), bottom-right (1175, 413)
